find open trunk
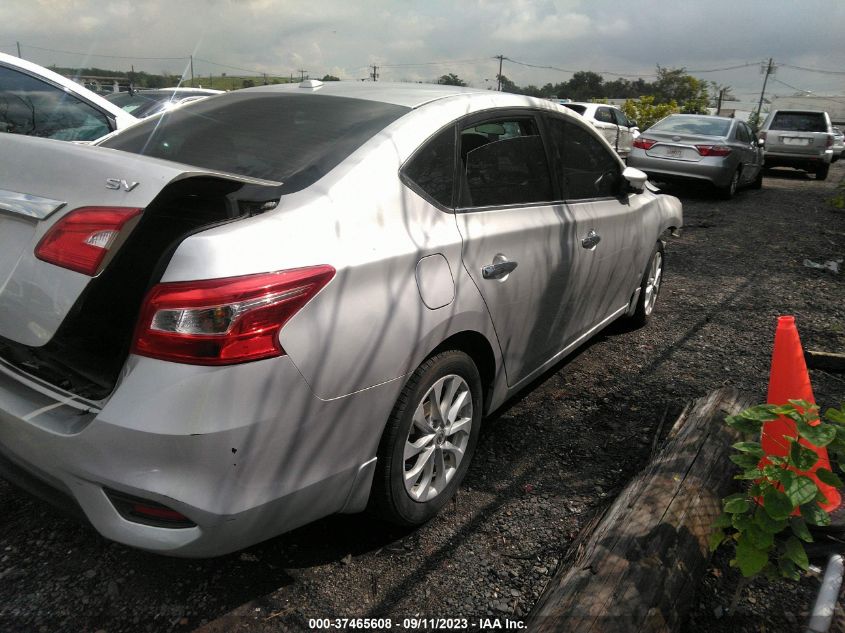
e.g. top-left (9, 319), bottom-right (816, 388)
top-left (0, 135), bottom-right (282, 399)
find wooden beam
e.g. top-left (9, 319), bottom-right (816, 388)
top-left (806, 350), bottom-right (845, 374)
top-left (528, 388), bottom-right (755, 633)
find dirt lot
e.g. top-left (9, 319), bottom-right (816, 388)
top-left (1, 162), bottom-right (843, 633)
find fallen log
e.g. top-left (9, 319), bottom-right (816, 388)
top-left (528, 388), bottom-right (756, 633)
top-left (806, 349), bottom-right (845, 374)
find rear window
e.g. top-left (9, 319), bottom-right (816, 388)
top-left (101, 92), bottom-right (410, 192)
top-left (561, 104), bottom-right (587, 116)
top-left (651, 116), bottom-right (731, 136)
top-left (770, 112), bottom-right (827, 132)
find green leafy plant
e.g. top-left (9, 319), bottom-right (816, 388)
top-left (712, 401), bottom-right (845, 581)
top-left (621, 96), bottom-right (679, 131)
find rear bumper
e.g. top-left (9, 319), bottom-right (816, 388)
top-left (627, 152), bottom-right (735, 188)
top-left (0, 355), bottom-right (400, 557)
top-left (764, 149), bottom-right (832, 169)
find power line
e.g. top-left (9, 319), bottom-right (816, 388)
top-left (770, 78), bottom-right (845, 106)
top-left (18, 43), bottom-right (186, 61)
top-left (780, 63), bottom-right (845, 76)
top-left (376, 57), bottom-right (491, 68)
top-left (193, 56), bottom-right (270, 75)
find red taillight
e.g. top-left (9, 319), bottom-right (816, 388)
top-left (695, 145), bottom-right (732, 157)
top-left (132, 503), bottom-right (190, 522)
top-left (132, 266), bottom-right (336, 365)
top-left (35, 207), bottom-right (142, 276)
top-left (826, 135), bottom-right (834, 148)
top-left (759, 131), bottom-right (767, 142)
top-left (633, 137), bottom-right (657, 150)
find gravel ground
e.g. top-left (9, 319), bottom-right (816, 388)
top-left (1, 162), bottom-right (843, 633)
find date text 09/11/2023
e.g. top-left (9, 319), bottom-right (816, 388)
top-left (307, 617), bottom-right (527, 630)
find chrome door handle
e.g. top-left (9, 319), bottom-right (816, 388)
top-left (482, 261), bottom-right (518, 280)
top-left (581, 230), bottom-right (601, 249)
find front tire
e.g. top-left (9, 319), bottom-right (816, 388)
top-left (629, 242), bottom-right (664, 327)
top-left (369, 351), bottom-right (482, 526)
top-left (750, 167), bottom-right (763, 190)
top-left (816, 164), bottom-right (830, 181)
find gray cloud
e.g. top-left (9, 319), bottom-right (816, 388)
top-left (2, 0), bottom-right (843, 95)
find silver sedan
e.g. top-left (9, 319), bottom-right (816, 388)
top-left (0, 81), bottom-right (681, 556)
top-left (628, 114), bottom-right (763, 198)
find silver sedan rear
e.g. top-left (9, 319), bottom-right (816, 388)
top-left (0, 82), bottom-right (682, 556)
top-left (627, 114), bottom-right (763, 198)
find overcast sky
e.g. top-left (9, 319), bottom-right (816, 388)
top-left (2, 0), bottom-right (844, 100)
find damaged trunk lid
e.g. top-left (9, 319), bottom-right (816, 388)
top-left (0, 134), bottom-right (280, 398)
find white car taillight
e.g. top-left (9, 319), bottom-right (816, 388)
top-left (132, 266), bottom-right (335, 365)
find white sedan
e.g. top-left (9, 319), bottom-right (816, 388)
top-left (0, 52), bottom-right (136, 141)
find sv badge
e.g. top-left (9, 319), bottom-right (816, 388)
top-left (105, 178), bottom-right (140, 192)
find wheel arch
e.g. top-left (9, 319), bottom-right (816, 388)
top-left (428, 330), bottom-right (498, 415)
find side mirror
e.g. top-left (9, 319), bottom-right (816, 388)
top-left (629, 120), bottom-right (638, 129)
top-left (757, 137), bottom-right (765, 147)
top-left (622, 166), bottom-right (648, 193)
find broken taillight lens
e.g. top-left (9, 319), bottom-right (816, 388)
top-left (132, 266), bottom-right (335, 365)
top-left (35, 207), bottom-right (142, 276)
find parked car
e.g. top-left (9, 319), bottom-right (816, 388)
top-left (0, 52), bottom-right (136, 141)
top-left (0, 81), bottom-right (681, 556)
top-left (627, 114), bottom-right (763, 198)
top-left (105, 87), bottom-right (224, 119)
top-left (560, 102), bottom-right (639, 158)
top-left (758, 109), bottom-right (834, 180)
top-left (832, 127), bottom-right (844, 163)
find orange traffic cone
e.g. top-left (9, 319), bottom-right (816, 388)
top-left (761, 316), bottom-right (841, 511)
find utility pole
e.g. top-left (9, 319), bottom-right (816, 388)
top-left (298, 69), bottom-right (308, 81)
top-left (189, 54), bottom-right (195, 86)
top-left (495, 55), bottom-right (504, 91)
top-left (716, 88), bottom-right (725, 115)
top-left (370, 65), bottom-right (379, 81)
top-left (209, 73), bottom-right (213, 88)
top-left (263, 73), bottom-right (268, 85)
top-left (16, 41), bottom-right (21, 58)
top-left (755, 58), bottom-right (774, 124)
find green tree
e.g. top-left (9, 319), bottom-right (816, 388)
top-left (437, 73), bottom-right (467, 87)
top-left (242, 79), bottom-right (255, 89)
top-left (321, 74), bottom-right (340, 81)
top-left (496, 74), bottom-right (521, 94)
top-left (653, 66), bottom-right (710, 113)
top-left (622, 95), bottom-right (679, 131)
top-left (565, 71), bottom-right (604, 101)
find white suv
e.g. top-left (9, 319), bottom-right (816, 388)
top-left (758, 109), bottom-right (834, 180)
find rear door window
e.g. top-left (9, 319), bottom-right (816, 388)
top-left (595, 108), bottom-right (615, 124)
top-left (0, 65), bottom-right (111, 140)
top-left (457, 117), bottom-right (553, 208)
top-left (102, 93), bottom-right (410, 193)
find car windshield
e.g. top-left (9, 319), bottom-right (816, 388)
top-left (651, 116), bottom-right (731, 136)
top-left (770, 112), bottom-right (827, 132)
top-left (101, 92), bottom-right (410, 191)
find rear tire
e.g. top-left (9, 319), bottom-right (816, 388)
top-left (629, 242), bottom-right (664, 328)
top-left (816, 164), bottom-right (830, 181)
top-left (369, 350), bottom-right (482, 526)
top-left (750, 168), bottom-right (763, 190)
top-left (718, 168), bottom-right (740, 199)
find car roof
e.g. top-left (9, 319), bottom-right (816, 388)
top-left (564, 102), bottom-right (619, 109)
top-left (0, 52), bottom-right (137, 128)
top-left (243, 80), bottom-right (496, 109)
